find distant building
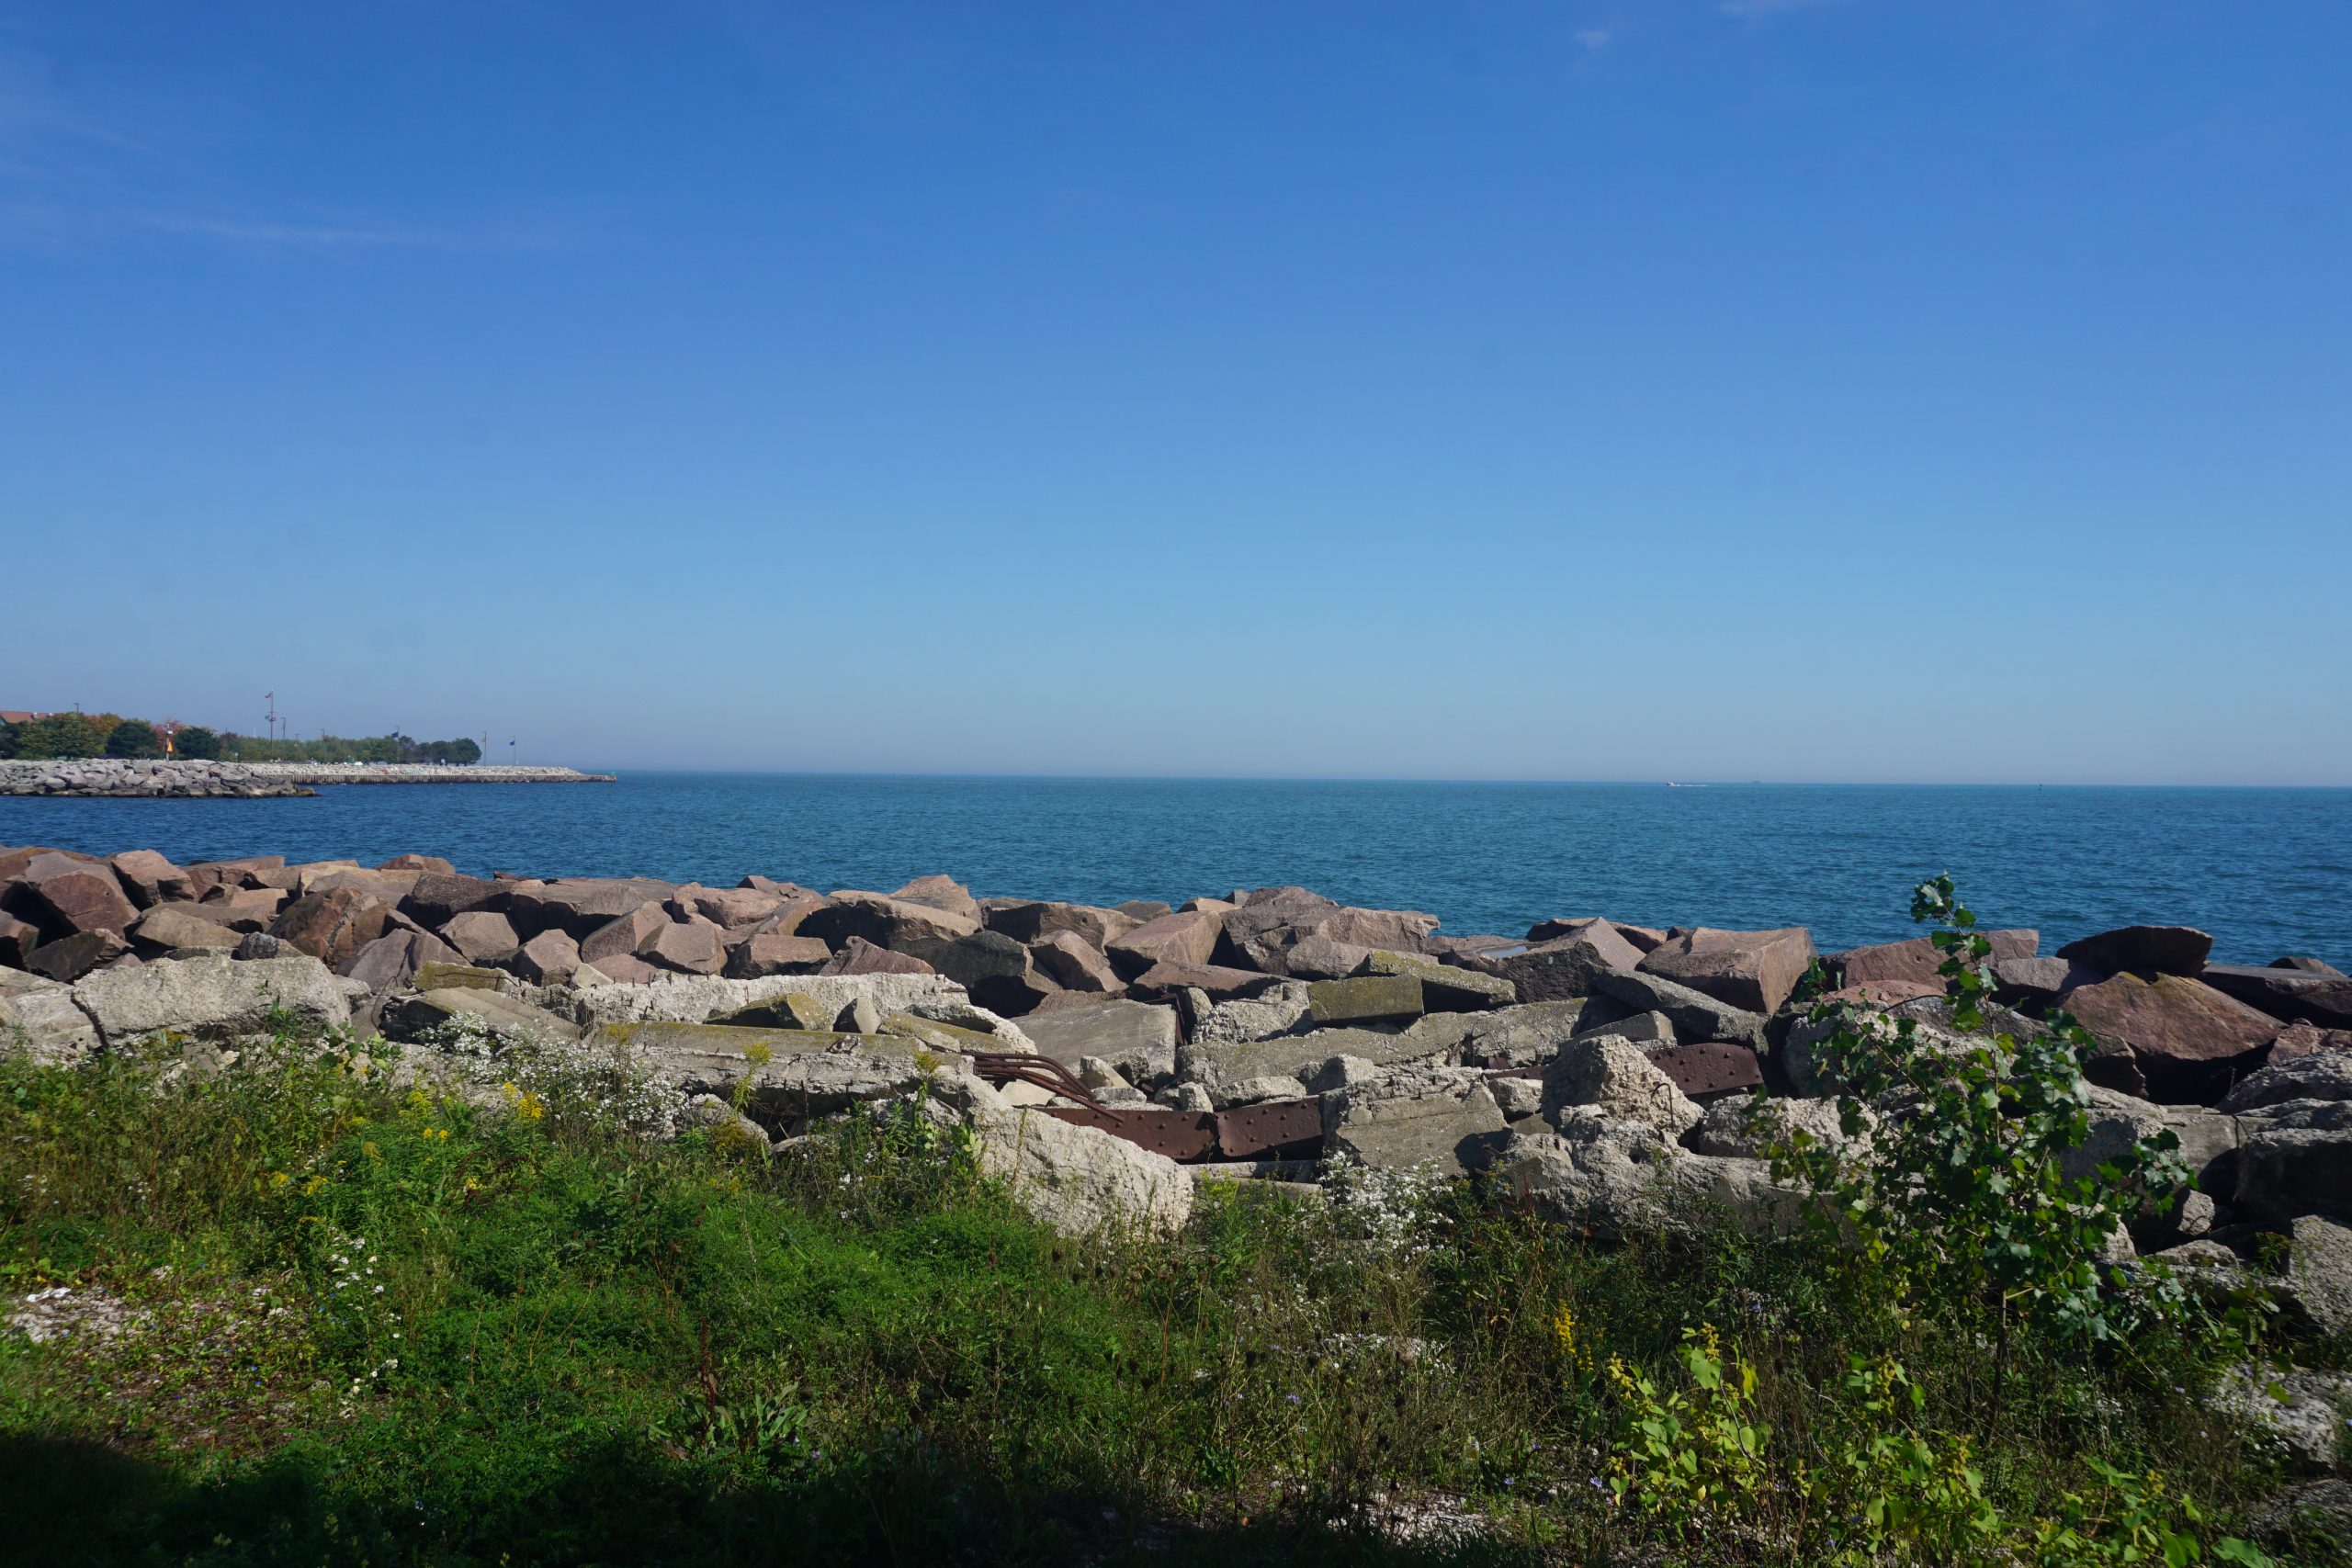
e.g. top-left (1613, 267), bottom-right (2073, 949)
top-left (0, 710), bottom-right (51, 725)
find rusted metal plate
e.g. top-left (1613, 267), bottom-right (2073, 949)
top-left (1651, 1042), bottom-right (1764, 1098)
top-left (969, 1050), bottom-right (1103, 1111)
top-left (1042, 1106), bottom-right (1218, 1162)
top-left (1214, 1098), bottom-right (1326, 1160)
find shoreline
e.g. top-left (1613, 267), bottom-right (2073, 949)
top-left (0, 759), bottom-right (615, 798)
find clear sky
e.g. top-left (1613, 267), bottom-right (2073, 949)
top-left (3, 2), bottom-right (2346, 784)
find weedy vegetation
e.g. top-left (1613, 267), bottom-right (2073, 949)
top-left (2, 882), bottom-right (2344, 1564)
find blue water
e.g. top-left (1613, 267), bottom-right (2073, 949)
top-left (3, 775), bottom-right (2346, 964)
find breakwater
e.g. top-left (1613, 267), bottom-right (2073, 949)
top-left (0, 759), bottom-right (614, 798)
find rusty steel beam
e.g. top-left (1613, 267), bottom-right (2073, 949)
top-left (1040, 1105), bottom-right (1219, 1161)
top-left (1650, 1042), bottom-right (1764, 1098)
top-left (1214, 1098), bottom-right (1326, 1160)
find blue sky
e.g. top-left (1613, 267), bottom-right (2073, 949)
top-left (3, 1), bottom-right (2346, 783)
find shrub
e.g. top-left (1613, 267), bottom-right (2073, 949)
top-left (102, 718), bottom-right (164, 759)
top-left (171, 725), bottom-right (220, 759)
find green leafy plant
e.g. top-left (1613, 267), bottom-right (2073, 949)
top-left (1604, 1324), bottom-right (1770, 1530)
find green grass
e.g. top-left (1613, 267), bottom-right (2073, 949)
top-left (0, 1029), bottom-right (2339, 1566)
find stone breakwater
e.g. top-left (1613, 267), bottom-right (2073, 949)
top-left (0, 845), bottom-right (2346, 1331)
top-left (0, 759), bottom-right (614, 798)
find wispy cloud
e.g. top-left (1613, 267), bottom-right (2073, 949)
top-left (125, 208), bottom-right (566, 254)
top-left (1575, 28), bottom-right (1612, 51)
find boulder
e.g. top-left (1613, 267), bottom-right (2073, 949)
top-left (799, 890), bottom-right (979, 950)
top-left (582, 953), bottom-right (658, 984)
top-left (983, 900), bottom-right (1140, 950)
top-left (28, 930), bottom-right (129, 982)
top-left (198, 888), bottom-right (288, 932)
top-left (2218, 1051), bottom-right (2352, 1114)
top-left (2056, 925), bottom-right (2211, 979)
top-left (378, 853), bottom-right (458, 874)
top-left (267, 887), bottom-right (392, 971)
top-left (673, 885), bottom-right (784, 931)
top-left (16, 852), bottom-right (140, 937)
top-left (181, 856), bottom-right (285, 898)
top-left (643, 919), bottom-right (728, 976)
top-left (1106, 908), bottom-right (1227, 978)
top-left (970, 1106), bottom-right (1193, 1236)
top-left (1494, 1119), bottom-right (1801, 1237)
top-left (2199, 964), bottom-right (2352, 1030)
top-left (1463, 930), bottom-right (1635, 1004)
top-left (511, 928), bottom-right (585, 985)
top-left (440, 910), bottom-right (522, 966)
top-left (1189, 981), bottom-right (1315, 1045)
top-left (0, 910), bottom-right (40, 967)
top-left (1016, 999), bottom-right (1180, 1086)
top-left (2284, 1214), bottom-right (2352, 1337)
top-left (1833, 930), bottom-right (2037, 987)
top-left (107, 850), bottom-right (192, 908)
top-left (344, 932), bottom-right (424, 993)
top-left (2064, 972), bottom-right (2280, 1102)
top-left (0, 973), bottom-right (102, 1064)
top-left (1125, 962), bottom-right (1283, 1003)
top-left (1360, 950), bottom-right (1515, 1011)
top-left (724, 931), bottom-right (832, 978)
top-left (896, 931), bottom-right (1053, 1013)
top-left (414, 961), bottom-right (507, 991)
top-left (579, 904), bottom-right (670, 964)
top-left (562, 971), bottom-right (965, 1031)
top-left (398, 872), bottom-right (510, 929)
top-left (507, 877), bottom-right (679, 937)
top-left (818, 937), bottom-right (935, 976)
top-left (1280, 931), bottom-right (1374, 980)
top-left (1543, 1035), bottom-right (1702, 1139)
top-left (2265, 1021), bottom-right (2352, 1068)
top-left (741, 896), bottom-right (829, 939)
top-left (2234, 1101), bottom-right (2352, 1225)
top-left (1306, 975), bottom-right (1424, 1027)
top-left (1987, 955), bottom-right (2101, 1012)
top-left (1637, 926), bottom-right (1815, 1016)
top-left (888, 874), bottom-right (982, 924)
top-left (1026, 930), bottom-right (1124, 994)
top-left (1589, 969), bottom-right (1768, 1051)
top-left (1459, 999), bottom-right (1615, 1068)
top-left (72, 954), bottom-right (349, 1043)
top-left (1323, 1067), bottom-right (1510, 1179)
top-left (1521, 918), bottom-right (1646, 969)
top-left (1210, 1075), bottom-right (1310, 1109)
top-left (1687, 1096), bottom-right (1858, 1160)
top-left (129, 906), bottom-right (242, 956)
top-left (385, 987), bottom-right (581, 1044)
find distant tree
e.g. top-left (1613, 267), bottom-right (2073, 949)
top-left (0, 721), bottom-right (16, 760)
top-left (85, 712), bottom-right (124, 750)
top-left (173, 726), bottom-right (221, 760)
top-left (18, 713), bottom-right (101, 759)
top-left (446, 737), bottom-right (483, 765)
top-left (104, 718), bottom-right (165, 758)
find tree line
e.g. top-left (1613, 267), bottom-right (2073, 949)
top-left (0, 714), bottom-right (483, 766)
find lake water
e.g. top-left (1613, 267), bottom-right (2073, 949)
top-left (3, 775), bottom-right (2346, 963)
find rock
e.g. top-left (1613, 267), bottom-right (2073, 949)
top-left (440, 910), bottom-right (522, 965)
top-left (0, 977), bottom-right (101, 1064)
top-left (2265, 1021), bottom-right (2352, 1067)
top-left (800, 890), bottom-right (979, 950)
top-left (1280, 931), bottom-right (1374, 980)
top-left (1106, 908), bottom-right (1227, 978)
top-left (1464, 931), bottom-right (1634, 1004)
top-left (413, 961), bottom-right (507, 991)
top-left (1687, 1096), bottom-right (1856, 1159)
top-left (2235, 1101), bottom-right (2352, 1224)
top-left (579, 904), bottom-right (670, 964)
top-left (507, 877), bottom-right (680, 937)
top-left (198, 888), bottom-right (288, 932)
top-left (107, 850), bottom-right (192, 908)
top-left (1359, 950), bottom-right (1516, 1011)
top-left (512, 929), bottom-right (585, 985)
top-left (343, 932), bottom-right (424, 993)
top-left (562, 971), bottom-right (964, 1031)
top-left (1637, 926), bottom-right (1815, 1016)
top-left (1523, 918), bottom-right (1647, 968)
top-left (643, 919), bottom-right (729, 976)
top-left (2274, 955), bottom-right (2346, 975)
top-left (1212, 1075), bottom-right (1310, 1108)
top-left (128, 906), bottom-right (242, 956)
top-left (2064, 973), bottom-right (2280, 1102)
top-left (27, 930), bottom-right (128, 982)
top-left (970, 1106), bottom-right (1193, 1235)
top-left (399, 872), bottom-right (511, 930)
top-left (2056, 925), bottom-right (2212, 979)
top-left (1125, 961), bottom-right (1284, 1003)
top-left (714, 988), bottom-right (838, 1032)
top-left (2246, 1480), bottom-right (2352, 1558)
top-left (2209, 1365), bottom-right (2352, 1468)
top-left (1189, 983), bottom-right (1314, 1044)
top-left (0, 910), bottom-right (40, 967)
top-left (818, 937), bottom-right (935, 976)
top-left (1489, 1075), bottom-right (1546, 1120)
top-left (2199, 964), bottom-right (2352, 1029)
top-left (896, 931), bottom-right (1054, 1014)
top-left (888, 874), bottom-right (981, 923)
top-left (1161, 1082), bottom-right (1215, 1111)
top-left (72, 954), bottom-right (349, 1043)
top-left (15, 852), bottom-right (140, 937)
top-left (983, 900), bottom-right (1140, 950)
top-left (378, 853), bottom-right (458, 874)
top-left (183, 855), bottom-right (285, 898)
top-left (2283, 1215), bottom-right (2352, 1336)
top-left (1304, 1054), bottom-right (1387, 1093)
top-left (1572, 1008), bottom-right (1675, 1046)
top-left (267, 887), bottom-right (393, 971)
top-left (1833, 930), bottom-right (2037, 987)
top-left (232, 931), bottom-right (287, 961)
top-left (1306, 975), bottom-right (1424, 1027)
top-left (1026, 930), bottom-right (1123, 994)
top-left (724, 931), bottom-right (832, 978)
top-left (677, 886), bottom-right (785, 931)
top-left (1114, 900), bottom-right (1172, 921)
top-left (1324, 1068), bottom-right (1510, 1178)
top-left (675, 1094), bottom-right (774, 1151)
top-left (1589, 969), bottom-right (1768, 1051)
top-left (1495, 1120), bottom-right (1801, 1237)
top-left (602, 1021), bottom-right (933, 1123)
top-left (1544, 1036), bottom-right (1702, 1138)
top-left (1017, 998), bottom-right (1179, 1087)
top-left (2218, 1051), bottom-right (2352, 1113)
top-left (1987, 955), bottom-right (2101, 1011)
top-left (386, 987), bottom-right (582, 1044)
top-left (1459, 999), bottom-right (1614, 1068)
